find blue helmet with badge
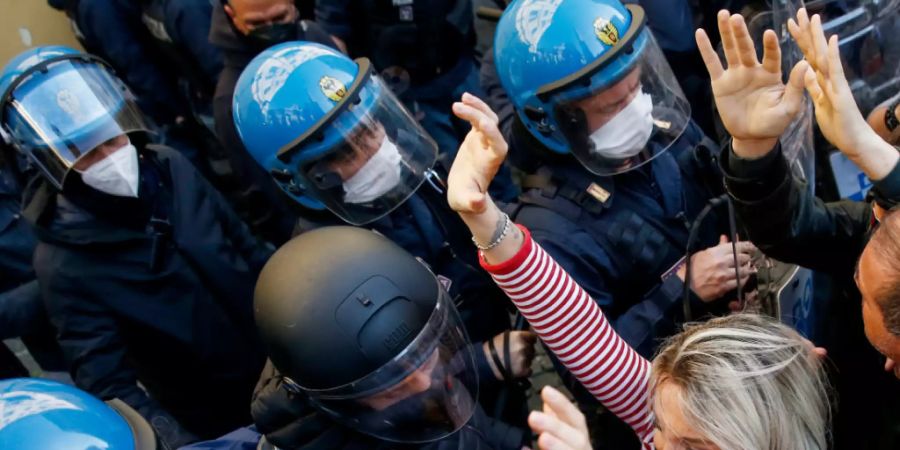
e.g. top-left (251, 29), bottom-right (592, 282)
top-left (0, 46), bottom-right (150, 189)
top-left (494, 0), bottom-right (692, 175)
top-left (0, 378), bottom-right (157, 450)
top-left (233, 42), bottom-right (438, 225)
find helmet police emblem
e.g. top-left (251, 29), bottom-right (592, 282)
top-left (593, 17), bottom-right (619, 46)
top-left (56, 89), bottom-right (82, 119)
top-left (319, 76), bottom-right (347, 102)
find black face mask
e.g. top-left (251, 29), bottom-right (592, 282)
top-left (248, 21), bottom-right (298, 45)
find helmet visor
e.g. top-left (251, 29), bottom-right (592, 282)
top-left (291, 75), bottom-right (438, 225)
top-left (1, 57), bottom-right (148, 188)
top-left (296, 289), bottom-right (478, 443)
top-left (554, 32), bottom-right (691, 176)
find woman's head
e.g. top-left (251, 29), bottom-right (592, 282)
top-left (650, 314), bottom-right (830, 450)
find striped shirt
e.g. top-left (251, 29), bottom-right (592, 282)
top-left (480, 226), bottom-right (655, 449)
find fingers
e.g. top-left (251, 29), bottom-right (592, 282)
top-left (811, 14), bottom-right (830, 77)
top-left (719, 234), bottom-right (729, 245)
top-left (452, 102), bottom-right (509, 155)
top-left (541, 386), bottom-right (587, 430)
top-left (735, 240), bottom-right (758, 255)
top-left (519, 330), bottom-right (539, 344)
top-left (696, 28), bottom-right (724, 80)
top-left (718, 10), bottom-right (740, 68)
top-left (529, 387), bottom-right (591, 450)
top-left (826, 34), bottom-right (851, 96)
top-left (783, 60), bottom-right (809, 115)
top-left (730, 14), bottom-right (759, 67)
top-left (461, 92), bottom-right (499, 124)
top-left (804, 66), bottom-right (825, 103)
top-left (761, 29), bottom-right (781, 73)
top-left (788, 8), bottom-right (815, 69)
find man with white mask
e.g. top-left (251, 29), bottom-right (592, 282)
top-left (0, 46), bottom-right (274, 449)
top-left (231, 41), bottom-right (535, 448)
top-left (482, 1), bottom-right (758, 447)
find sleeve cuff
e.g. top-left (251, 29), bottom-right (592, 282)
top-left (871, 155), bottom-right (900, 209)
top-left (720, 140), bottom-right (791, 202)
top-left (479, 225), bottom-right (533, 276)
top-left (726, 140), bottom-right (784, 178)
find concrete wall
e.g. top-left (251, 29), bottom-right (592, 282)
top-left (0, 1), bottom-right (82, 64)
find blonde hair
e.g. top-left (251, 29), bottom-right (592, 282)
top-left (651, 314), bottom-right (830, 450)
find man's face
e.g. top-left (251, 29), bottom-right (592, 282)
top-left (72, 134), bottom-right (129, 171)
top-left (856, 245), bottom-right (900, 377)
top-left (326, 122), bottom-right (387, 181)
top-left (359, 349), bottom-right (439, 411)
top-left (571, 68), bottom-right (642, 134)
top-left (224, 0), bottom-right (297, 36)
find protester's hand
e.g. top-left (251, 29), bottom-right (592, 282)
top-left (449, 92), bottom-right (508, 218)
top-left (528, 386), bottom-right (592, 450)
top-left (484, 331), bottom-right (538, 380)
top-left (681, 235), bottom-right (756, 302)
top-left (787, 9), bottom-right (900, 180)
top-left (450, 92), bottom-right (524, 264)
top-left (696, 10), bottom-right (808, 159)
top-left (886, 358), bottom-right (900, 379)
top-left (787, 10), bottom-right (873, 159)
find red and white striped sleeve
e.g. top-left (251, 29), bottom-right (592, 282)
top-left (480, 225), bottom-right (655, 449)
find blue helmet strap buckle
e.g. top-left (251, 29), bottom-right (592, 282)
top-left (276, 58), bottom-right (375, 164)
top-left (535, 4), bottom-right (647, 103)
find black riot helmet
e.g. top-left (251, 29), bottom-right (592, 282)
top-left (254, 226), bottom-right (479, 443)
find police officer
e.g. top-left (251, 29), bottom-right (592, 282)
top-left (0, 46), bottom-right (273, 448)
top-left (0, 378), bottom-right (160, 449)
top-left (0, 144), bottom-right (64, 379)
top-left (230, 42), bottom-right (533, 445)
top-left (313, 0), bottom-right (518, 201)
top-left (252, 226), bottom-right (528, 450)
top-left (210, 0), bottom-right (339, 244)
top-left (486, 0), bottom-right (758, 445)
top-left (46, 0), bottom-right (187, 133)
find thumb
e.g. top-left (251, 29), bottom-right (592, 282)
top-left (783, 60), bottom-right (809, 114)
top-left (719, 234), bottom-right (729, 245)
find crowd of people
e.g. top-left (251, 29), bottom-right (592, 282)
top-left (0, 0), bottom-right (899, 449)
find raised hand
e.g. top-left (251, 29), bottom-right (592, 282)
top-left (448, 92), bottom-right (508, 216)
top-left (696, 10), bottom-right (808, 159)
top-left (787, 8), bottom-right (899, 180)
top-left (528, 386), bottom-right (593, 450)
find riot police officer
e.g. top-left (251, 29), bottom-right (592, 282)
top-left (0, 46), bottom-right (272, 448)
top-left (210, 0), bottom-right (339, 244)
top-left (252, 226), bottom-right (527, 450)
top-left (230, 41), bottom-right (533, 446)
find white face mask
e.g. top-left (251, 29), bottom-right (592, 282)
top-left (587, 90), bottom-right (655, 159)
top-left (79, 142), bottom-right (140, 198)
top-left (342, 137), bottom-right (403, 204)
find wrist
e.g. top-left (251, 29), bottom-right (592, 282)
top-left (732, 137), bottom-right (779, 159)
top-left (848, 133), bottom-right (900, 181)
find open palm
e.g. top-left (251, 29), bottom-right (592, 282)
top-left (448, 93), bottom-right (508, 215)
top-left (697, 11), bottom-right (807, 154)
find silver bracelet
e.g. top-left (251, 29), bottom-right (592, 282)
top-left (472, 212), bottom-right (512, 251)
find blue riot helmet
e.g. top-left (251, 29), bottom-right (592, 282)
top-left (232, 42), bottom-right (438, 225)
top-left (494, 0), bottom-right (692, 175)
top-left (0, 46), bottom-right (151, 189)
top-left (0, 378), bottom-right (157, 449)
